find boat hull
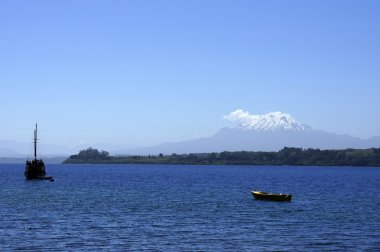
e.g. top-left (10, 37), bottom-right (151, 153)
top-left (252, 191), bottom-right (292, 202)
top-left (25, 159), bottom-right (53, 181)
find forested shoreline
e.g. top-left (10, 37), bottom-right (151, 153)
top-left (63, 147), bottom-right (380, 167)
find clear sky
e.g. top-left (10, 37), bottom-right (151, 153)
top-left (1, 0), bottom-right (379, 147)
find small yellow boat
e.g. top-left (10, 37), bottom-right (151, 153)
top-left (252, 191), bottom-right (292, 202)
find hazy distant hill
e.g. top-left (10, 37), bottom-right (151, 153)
top-left (0, 139), bottom-right (138, 158)
top-left (0, 140), bottom-right (74, 157)
top-left (0, 147), bottom-right (21, 157)
top-left (122, 112), bottom-right (380, 155)
top-left (0, 156), bottom-right (67, 164)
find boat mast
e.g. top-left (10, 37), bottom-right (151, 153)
top-left (34, 124), bottom-right (37, 160)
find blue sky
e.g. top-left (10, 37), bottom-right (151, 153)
top-left (1, 0), bottom-right (379, 147)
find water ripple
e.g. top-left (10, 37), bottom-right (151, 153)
top-left (1, 164), bottom-right (379, 251)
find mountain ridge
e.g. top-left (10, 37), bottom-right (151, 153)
top-left (119, 128), bottom-right (380, 155)
top-left (120, 111), bottom-right (380, 155)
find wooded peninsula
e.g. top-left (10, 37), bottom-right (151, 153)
top-left (63, 147), bottom-right (380, 167)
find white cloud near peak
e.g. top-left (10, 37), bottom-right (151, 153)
top-left (223, 109), bottom-right (259, 122)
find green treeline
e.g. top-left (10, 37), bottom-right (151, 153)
top-left (63, 147), bottom-right (380, 167)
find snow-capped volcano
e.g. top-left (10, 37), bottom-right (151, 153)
top-left (225, 110), bottom-right (312, 132)
top-left (121, 109), bottom-right (380, 154)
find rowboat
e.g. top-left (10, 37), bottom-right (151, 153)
top-left (252, 191), bottom-right (292, 202)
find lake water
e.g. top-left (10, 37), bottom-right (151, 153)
top-left (1, 164), bottom-right (379, 251)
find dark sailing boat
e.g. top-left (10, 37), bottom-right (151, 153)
top-left (25, 124), bottom-right (54, 181)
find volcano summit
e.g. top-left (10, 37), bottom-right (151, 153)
top-left (122, 110), bottom-right (380, 155)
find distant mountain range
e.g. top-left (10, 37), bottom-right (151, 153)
top-left (0, 140), bottom-right (135, 159)
top-left (1, 111), bottom-right (380, 157)
top-left (121, 111), bottom-right (380, 155)
top-left (0, 140), bottom-right (74, 158)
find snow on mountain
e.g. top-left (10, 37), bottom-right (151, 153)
top-left (124, 110), bottom-right (380, 154)
top-left (225, 110), bottom-right (311, 132)
top-left (235, 111), bottom-right (311, 132)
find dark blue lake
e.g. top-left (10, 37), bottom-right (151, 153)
top-left (1, 164), bottom-right (379, 251)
